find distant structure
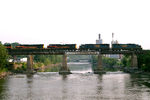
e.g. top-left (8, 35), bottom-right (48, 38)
top-left (96, 34), bottom-right (103, 44)
top-left (109, 33), bottom-right (122, 59)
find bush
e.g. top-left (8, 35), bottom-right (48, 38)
top-left (0, 44), bottom-right (8, 70)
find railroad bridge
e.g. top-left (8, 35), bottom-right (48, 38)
top-left (8, 49), bottom-right (150, 74)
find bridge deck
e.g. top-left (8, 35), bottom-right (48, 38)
top-left (7, 49), bottom-right (150, 55)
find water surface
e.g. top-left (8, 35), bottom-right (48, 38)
top-left (0, 63), bottom-right (150, 100)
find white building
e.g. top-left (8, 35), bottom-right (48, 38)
top-left (20, 58), bottom-right (27, 62)
top-left (96, 34), bottom-right (103, 44)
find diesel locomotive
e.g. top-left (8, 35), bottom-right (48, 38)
top-left (112, 44), bottom-right (142, 51)
top-left (47, 44), bottom-right (77, 51)
top-left (79, 44), bottom-right (110, 51)
top-left (4, 44), bottom-right (12, 49)
top-left (15, 44), bottom-right (44, 49)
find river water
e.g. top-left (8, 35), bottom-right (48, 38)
top-left (0, 62), bottom-right (150, 100)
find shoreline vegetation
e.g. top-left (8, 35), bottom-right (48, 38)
top-left (12, 62), bottom-right (61, 74)
top-left (0, 62), bottom-right (61, 78)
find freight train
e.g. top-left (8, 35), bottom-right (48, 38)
top-left (4, 43), bottom-right (142, 51)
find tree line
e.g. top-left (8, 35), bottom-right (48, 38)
top-left (92, 53), bottom-right (150, 72)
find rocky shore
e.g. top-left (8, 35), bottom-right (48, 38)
top-left (0, 72), bottom-right (11, 79)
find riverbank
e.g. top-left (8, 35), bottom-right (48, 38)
top-left (12, 62), bottom-right (61, 74)
top-left (0, 71), bottom-right (11, 79)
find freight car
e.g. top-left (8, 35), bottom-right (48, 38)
top-left (112, 44), bottom-right (142, 51)
top-left (79, 44), bottom-right (110, 51)
top-left (47, 44), bottom-right (77, 51)
top-left (16, 44), bottom-right (44, 49)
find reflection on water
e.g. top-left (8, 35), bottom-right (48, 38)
top-left (0, 63), bottom-right (150, 100)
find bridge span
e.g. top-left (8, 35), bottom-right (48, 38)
top-left (8, 49), bottom-right (149, 55)
top-left (7, 49), bottom-right (150, 74)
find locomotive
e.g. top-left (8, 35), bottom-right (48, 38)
top-left (47, 44), bottom-right (77, 51)
top-left (4, 44), bottom-right (12, 49)
top-left (15, 44), bottom-right (44, 49)
top-left (112, 44), bottom-right (142, 51)
top-left (79, 44), bottom-right (110, 51)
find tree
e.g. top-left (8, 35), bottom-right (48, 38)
top-left (138, 51), bottom-right (150, 71)
top-left (0, 44), bottom-right (8, 69)
top-left (102, 57), bottom-right (118, 67)
top-left (121, 55), bottom-right (131, 67)
top-left (34, 55), bottom-right (62, 65)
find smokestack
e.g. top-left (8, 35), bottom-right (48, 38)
top-left (111, 33), bottom-right (115, 45)
top-left (99, 34), bottom-right (101, 40)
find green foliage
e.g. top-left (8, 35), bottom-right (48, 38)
top-left (12, 63), bottom-right (27, 73)
top-left (44, 66), bottom-right (60, 72)
top-left (121, 55), bottom-right (131, 67)
top-left (33, 62), bottom-right (44, 69)
top-left (0, 68), bottom-right (8, 73)
top-left (34, 55), bottom-right (62, 65)
top-left (22, 63), bottom-right (27, 70)
top-left (138, 51), bottom-right (150, 71)
top-left (0, 44), bottom-right (8, 69)
top-left (44, 58), bottom-right (51, 66)
top-left (102, 57), bottom-right (118, 67)
top-left (92, 55), bottom-right (119, 67)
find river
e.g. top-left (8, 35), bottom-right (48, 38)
top-left (0, 62), bottom-right (150, 100)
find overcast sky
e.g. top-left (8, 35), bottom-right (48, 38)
top-left (0, 0), bottom-right (150, 49)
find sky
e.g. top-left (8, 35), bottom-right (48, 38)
top-left (0, 0), bottom-right (150, 49)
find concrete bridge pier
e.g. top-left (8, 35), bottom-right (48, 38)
top-left (27, 55), bottom-right (34, 74)
top-left (131, 54), bottom-right (138, 68)
top-left (97, 53), bottom-right (103, 69)
top-left (59, 54), bottom-right (71, 74)
top-left (12, 55), bottom-right (17, 69)
top-left (94, 52), bottom-right (105, 74)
